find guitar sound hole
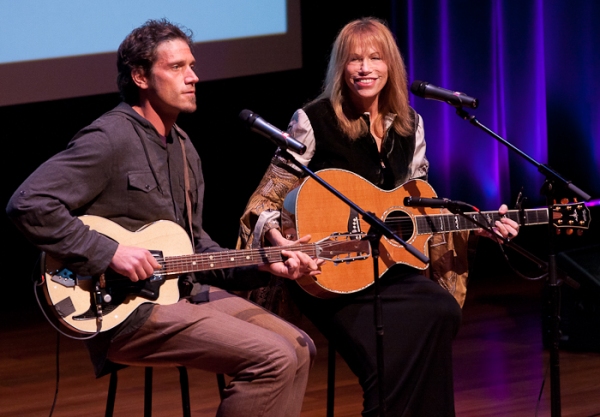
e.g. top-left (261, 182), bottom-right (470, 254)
top-left (384, 210), bottom-right (414, 241)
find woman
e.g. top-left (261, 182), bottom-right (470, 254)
top-left (239, 17), bottom-right (519, 416)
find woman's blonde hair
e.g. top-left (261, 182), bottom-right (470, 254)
top-left (318, 17), bottom-right (413, 139)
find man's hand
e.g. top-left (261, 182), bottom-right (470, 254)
top-left (259, 229), bottom-right (322, 280)
top-left (476, 204), bottom-right (520, 242)
top-left (109, 244), bottom-right (162, 282)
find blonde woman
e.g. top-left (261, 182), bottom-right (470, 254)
top-left (240, 17), bottom-right (518, 416)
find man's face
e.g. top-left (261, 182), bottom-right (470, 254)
top-left (144, 38), bottom-right (199, 117)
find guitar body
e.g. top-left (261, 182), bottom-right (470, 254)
top-left (291, 169), bottom-right (442, 297)
top-left (43, 216), bottom-right (193, 334)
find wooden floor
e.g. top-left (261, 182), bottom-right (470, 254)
top-left (2, 265), bottom-right (600, 417)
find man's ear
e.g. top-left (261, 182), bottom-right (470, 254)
top-left (131, 67), bottom-right (148, 89)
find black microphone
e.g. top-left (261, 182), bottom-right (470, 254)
top-left (403, 196), bottom-right (476, 213)
top-left (239, 109), bottom-right (307, 155)
top-left (410, 80), bottom-right (479, 109)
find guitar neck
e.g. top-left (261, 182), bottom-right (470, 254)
top-left (415, 208), bottom-right (549, 235)
top-left (159, 244), bottom-right (318, 276)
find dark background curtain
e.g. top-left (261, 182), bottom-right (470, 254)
top-left (395, 0), bottom-right (599, 211)
top-left (2, 0), bottom-right (598, 311)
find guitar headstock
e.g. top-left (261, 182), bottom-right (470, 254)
top-left (315, 233), bottom-right (371, 263)
top-left (552, 199), bottom-right (591, 235)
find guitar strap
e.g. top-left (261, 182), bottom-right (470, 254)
top-left (177, 131), bottom-right (195, 242)
top-left (177, 130), bottom-right (211, 304)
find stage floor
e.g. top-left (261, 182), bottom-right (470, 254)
top-left (2, 249), bottom-right (599, 417)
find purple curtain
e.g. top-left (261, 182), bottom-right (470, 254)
top-left (393, 0), bottom-right (599, 209)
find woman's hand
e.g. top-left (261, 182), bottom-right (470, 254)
top-left (475, 204), bottom-right (520, 242)
top-left (259, 228), bottom-right (322, 280)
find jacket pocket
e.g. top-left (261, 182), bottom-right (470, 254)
top-left (126, 171), bottom-right (160, 217)
top-left (128, 171), bottom-right (158, 193)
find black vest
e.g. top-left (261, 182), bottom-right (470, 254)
top-left (303, 99), bottom-right (418, 190)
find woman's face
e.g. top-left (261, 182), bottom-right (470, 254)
top-left (344, 45), bottom-right (388, 112)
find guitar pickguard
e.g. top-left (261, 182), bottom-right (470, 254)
top-left (70, 266), bottom-right (168, 322)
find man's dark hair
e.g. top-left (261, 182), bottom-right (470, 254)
top-left (117, 19), bottom-right (194, 104)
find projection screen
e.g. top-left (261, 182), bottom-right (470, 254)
top-left (0, 0), bottom-right (301, 106)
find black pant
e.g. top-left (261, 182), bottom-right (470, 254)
top-left (289, 266), bottom-right (462, 417)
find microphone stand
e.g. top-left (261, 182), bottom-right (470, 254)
top-left (454, 107), bottom-right (591, 417)
top-left (277, 149), bottom-right (429, 417)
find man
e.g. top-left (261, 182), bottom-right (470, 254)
top-left (7, 19), bottom-right (318, 417)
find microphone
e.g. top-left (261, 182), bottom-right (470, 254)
top-left (410, 80), bottom-right (479, 109)
top-left (239, 109), bottom-right (307, 155)
top-left (403, 196), bottom-right (476, 213)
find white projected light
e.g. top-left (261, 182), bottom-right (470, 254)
top-left (0, 0), bottom-right (300, 106)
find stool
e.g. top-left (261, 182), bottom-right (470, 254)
top-left (105, 366), bottom-right (226, 417)
top-left (326, 342), bottom-right (336, 417)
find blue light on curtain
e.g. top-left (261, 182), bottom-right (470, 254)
top-left (542, 1), bottom-right (600, 203)
top-left (397, 0), bottom-right (599, 209)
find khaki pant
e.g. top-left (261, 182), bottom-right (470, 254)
top-left (108, 287), bottom-right (315, 417)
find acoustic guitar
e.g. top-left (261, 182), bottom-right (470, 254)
top-left (43, 215), bottom-right (370, 334)
top-left (287, 169), bottom-right (591, 298)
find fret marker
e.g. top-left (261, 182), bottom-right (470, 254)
top-left (230, 257), bottom-right (235, 262)
top-left (210, 263), bottom-right (215, 268)
top-left (245, 255), bottom-right (250, 260)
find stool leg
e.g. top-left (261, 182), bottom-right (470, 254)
top-left (144, 367), bottom-right (153, 417)
top-left (327, 342), bottom-right (336, 417)
top-left (178, 367), bottom-right (192, 417)
top-left (216, 374), bottom-right (226, 400)
top-left (105, 370), bottom-right (118, 417)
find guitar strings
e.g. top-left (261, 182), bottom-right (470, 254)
top-left (102, 243), bottom-right (328, 281)
top-left (158, 239), bottom-right (370, 275)
top-left (158, 244), bottom-right (320, 275)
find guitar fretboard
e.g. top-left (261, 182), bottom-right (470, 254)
top-left (160, 245), bottom-right (319, 276)
top-left (416, 208), bottom-right (549, 235)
